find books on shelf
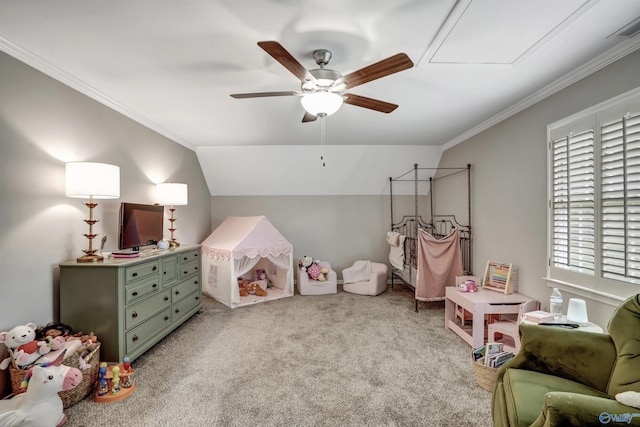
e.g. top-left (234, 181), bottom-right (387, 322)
top-left (523, 310), bottom-right (555, 324)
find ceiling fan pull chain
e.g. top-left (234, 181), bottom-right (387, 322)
top-left (320, 116), bottom-right (326, 167)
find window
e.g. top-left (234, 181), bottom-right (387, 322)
top-left (548, 88), bottom-right (640, 297)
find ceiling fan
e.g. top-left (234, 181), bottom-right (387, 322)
top-left (230, 41), bottom-right (414, 122)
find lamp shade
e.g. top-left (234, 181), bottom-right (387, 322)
top-left (566, 298), bottom-right (589, 325)
top-left (157, 183), bottom-right (188, 206)
top-left (65, 162), bottom-right (120, 198)
top-left (300, 91), bottom-right (343, 117)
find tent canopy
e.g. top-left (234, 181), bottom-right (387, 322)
top-left (201, 216), bottom-right (292, 260)
top-left (201, 216), bottom-right (294, 308)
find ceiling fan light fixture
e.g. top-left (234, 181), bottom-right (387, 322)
top-left (308, 68), bottom-right (342, 88)
top-left (301, 91), bottom-right (343, 117)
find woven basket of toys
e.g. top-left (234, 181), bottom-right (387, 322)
top-left (9, 342), bottom-right (100, 409)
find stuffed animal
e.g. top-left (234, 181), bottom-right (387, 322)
top-left (299, 256), bottom-right (329, 282)
top-left (457, 279), bottom-right (478, 293)
top-left (0, 323), bottom-right (54, 370)
top-left (0, 350), bottom-right (82, 427)
top-left (616, 391), bottom-right (640, 409)
top-left (238, 280), bottom-right (268, 297)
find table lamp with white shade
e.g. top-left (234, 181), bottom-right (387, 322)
top-left (65, 162), bottom-right (120, 262)
top-left (156, 183), bottom-right (188, 248)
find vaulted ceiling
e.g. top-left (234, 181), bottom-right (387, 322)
top-left (2, 0), bottom-right (640, 195)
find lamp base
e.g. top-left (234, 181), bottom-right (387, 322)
top-left (77, 254), bottom-right (104, 263)
top-left (169, 240), bottom-right (180, 249)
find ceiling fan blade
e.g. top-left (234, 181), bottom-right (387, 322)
top-left (257, 41), bottom-right (315, 83)
top-left (339, 53), bottom-right (414, 90)
top-left (343, 93), bottom-right (398, 113)
top-left (230, 91), bottom-right (300, 99)
top-left (302, 112), bottom-right (317, 123)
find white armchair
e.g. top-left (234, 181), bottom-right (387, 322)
top-left (297, 261), bottom-right (338, 295)
top-left (342, 261), bottom-right (388, 296)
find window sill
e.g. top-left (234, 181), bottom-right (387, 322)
top-left (543, 277), bottom-right (627, 307)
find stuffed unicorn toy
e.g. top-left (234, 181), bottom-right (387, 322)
top-left (0, 350), bottom-right (82, 427)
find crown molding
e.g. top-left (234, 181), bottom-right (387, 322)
top-left (0, 37), bottom-right (195, 151)
top-left (442, 36), bottom-right (640, 153)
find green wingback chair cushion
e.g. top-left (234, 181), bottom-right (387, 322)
top-left (503, 369), bottom-right (610, 427)
top-left (607, 294), bottom-right (640, 395)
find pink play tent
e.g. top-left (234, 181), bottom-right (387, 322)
top-left (201, 216), bottom-right (294, 308)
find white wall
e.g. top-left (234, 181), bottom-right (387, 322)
top-left (438, 48), bottom-right (640, 330)
top-left (0, 51), bottom-right (211, 334)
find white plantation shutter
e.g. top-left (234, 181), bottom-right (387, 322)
top-left (601, 113), bottom-right (640, 281)
top-left (547, 88), bottom-right (640, 296)
top-left (551, 131), bottom-right (595, 274)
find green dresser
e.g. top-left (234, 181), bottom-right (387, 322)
top-left (59, 245), bottom-right (203, 363)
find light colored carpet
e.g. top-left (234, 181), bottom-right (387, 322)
top-left (64, 285), bottom-right (492, 426)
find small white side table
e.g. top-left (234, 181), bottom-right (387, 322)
top-left (522, 316), bottom-right (603, 333)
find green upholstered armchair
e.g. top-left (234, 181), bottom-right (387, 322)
top-left (492, 293), bottom-right (640, 427)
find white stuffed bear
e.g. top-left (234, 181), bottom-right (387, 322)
top-left (0, 323), bottom-right (51, 370)
top-left (616, 391), bottom-right (640, 409)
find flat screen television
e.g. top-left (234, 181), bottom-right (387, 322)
top-left (118, 202), bottom-right (165, 251)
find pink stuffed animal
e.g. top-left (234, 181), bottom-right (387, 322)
top-left (299, 256), bottom-right (329, 282)
top-left (457, 280), bottom-right (478, 293)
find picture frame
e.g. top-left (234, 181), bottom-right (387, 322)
top-left (482, 261), bottom-right (515, 294)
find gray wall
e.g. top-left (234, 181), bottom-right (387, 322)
top-left (0, 51), bottom-right (212, 331)
top-left (210, 195), bottom-right (425, 274)
top-left (438, 48), bottom-right (640, 330)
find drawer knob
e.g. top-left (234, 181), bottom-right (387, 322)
top-left (153, 283), bottom-right (158, 288)
top-left (183, 271), bottom-right (188, 275)
top-left (175, 308), bottom-right (180, 314)
top-left (175, 290), bottom-right (180, 295)
top-left (164, 271), bottom-right (167, 275)
top-left (132, 335), bottom-right (139, 342)
top-left (195, 266), bottom-right (198, 271)
top-left (132, 291), bottom-right (138, 297)
top-left (164, 296), bottom-right (169, 301)
top-left (194, 280), bottom-right (199, 285)
top-left (183, 257), bottom-right (187, 261)
top-left (132, 312), bottom-right (138, 318)
top-left (164, 315), bottom-right (169, 321)
top-left (132, 272), bottom-right (138, 277)
top-left (196, 296), bottom-right (200, 300)
top-left (153, 266), bottom-right (157, 271)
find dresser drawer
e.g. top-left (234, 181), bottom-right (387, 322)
top-left (178, 261), bottom-right (199, 280)
top-left (178, 249), bottom-right (199, 265)
top-left (172, 291), bottom-right (202, 322)
top-left (125, 260), bottom-right (160, 285)
top-left (125, 290), bottom-right (172, 329)
top-left (126, 308), bottom-right (172, 355)
top-left (171, 277), bottom-right (200, 303)
top-left (125, 276), bottom-right (160, 305)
